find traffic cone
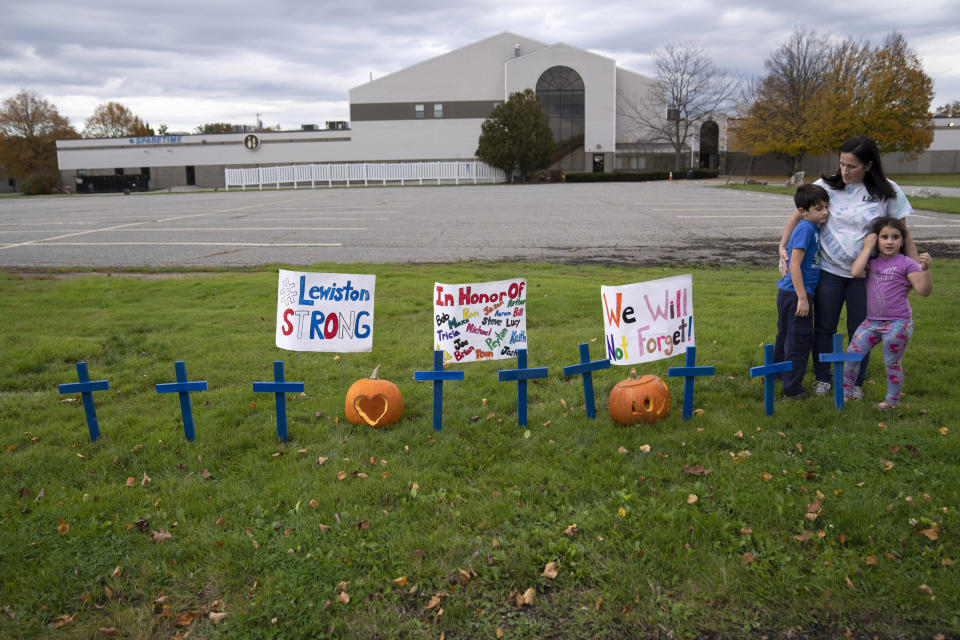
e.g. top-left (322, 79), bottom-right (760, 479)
top-left (669, 171), bottom-right (673, 181)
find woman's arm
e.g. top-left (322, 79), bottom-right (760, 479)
top-left (779, 208), bottom-right (804, 274)
top-left (850, 233), bottom-right (876, 278)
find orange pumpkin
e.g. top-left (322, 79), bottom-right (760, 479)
top-left (344, 365), bottom-right (404, 427)
top-left (608, 370), bottom-right (671, 425)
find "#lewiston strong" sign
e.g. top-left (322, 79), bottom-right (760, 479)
top-left (275, 270), bottom-right (375, 352)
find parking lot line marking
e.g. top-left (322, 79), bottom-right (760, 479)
top-left (23, 242), bottom-right (344, 247)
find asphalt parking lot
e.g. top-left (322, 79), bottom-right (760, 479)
top-left (2, 181), bottom-right (959, 269)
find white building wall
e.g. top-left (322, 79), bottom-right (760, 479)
top-left (505, 43), bottom-right (617, 153)
top-left (350, 32), bottom-right (547, 103)
top-left (615, 67), bottom-right (662, 144)
top-left (56, 120), bottom-right (485, 171)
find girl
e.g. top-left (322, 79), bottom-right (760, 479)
top-left (843, 216), bottom-right (933, 409)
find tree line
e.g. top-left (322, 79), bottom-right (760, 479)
top-left (0, 91), bottom-right (269, 194)
top-left (477, 28), bottom-right (947, 179)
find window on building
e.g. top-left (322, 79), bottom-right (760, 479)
top-left (535, 66), bottom-right (585, 150)
top-left (415, 104), bottom-right (424, 118)
top-left (141, 167), bottom-right (151, 180)
top-left (433, 103), bottom-right (443, 118)
top-left (115, 168), bottom-right (124, 176)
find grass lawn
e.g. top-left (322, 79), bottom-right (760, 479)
top-left (717, 181), bottom-right (960, 215)
top-left (1, 262), bottom-right (958, 639)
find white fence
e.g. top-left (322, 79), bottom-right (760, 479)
top-left (224, 161), bottom-right (506, 190)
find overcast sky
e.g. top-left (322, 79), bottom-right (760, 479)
top-left (3, 0), bottom-right (958, 134)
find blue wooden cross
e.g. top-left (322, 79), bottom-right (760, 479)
top-left (818, 333), bottom-right (864, 410)
top-left (667, 346), bottom-right (716, 420)
top-left (253, 360), bottom-right (305, 442)
top-left (498, 348), bottom-right (549, 427)
top-left (413, 350), bottom-right (465, 431)
top-left (57, 361), bottom-right (110, 441)
top-left (749, 344), bottom-right (792, 416)
top-left (155, 361), bottom-right (208, 441)
top-left (562, 343), bottom-right (610, 419)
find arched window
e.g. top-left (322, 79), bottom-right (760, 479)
top-left (536, 66), bottom-right (585, 147)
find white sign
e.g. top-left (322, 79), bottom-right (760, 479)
top-left (433, 278), bottom-right (527, 363)
top-left (275, 270), bottom-right (375, 352)
top-left (601, 274), bottom-right (694, 365)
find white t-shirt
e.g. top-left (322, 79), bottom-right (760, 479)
top-left (813, 178), bottom-right (913, 277)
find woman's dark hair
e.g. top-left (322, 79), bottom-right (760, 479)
top-left (871, 215), bottom-right (909, 255)
top-left (822, 136), bottom-right (896, 201)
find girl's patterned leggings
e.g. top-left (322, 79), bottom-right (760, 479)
top-left (843, 318), bottom-right (913, 405)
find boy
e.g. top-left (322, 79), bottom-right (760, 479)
top-left (774, 183), bottom-right (830, 399)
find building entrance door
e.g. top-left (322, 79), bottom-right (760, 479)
top-left (592, 154), bottom-right (604, 173)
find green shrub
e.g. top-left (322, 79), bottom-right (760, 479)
top-left (20, 169), bottom-right (59, 195)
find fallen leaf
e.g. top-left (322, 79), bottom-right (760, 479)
top-left (151, 530), bottom-right (172, 543)
top-left (53, 614), bottom-right (76, 628)
top-left (794, 443), bottom-right (803, 453)
top-left (563, 524), bottom-right (578, 536)
top-left (76, 452), bottom-right (86, 460)
top-left (878, 421), bottom-right (888, 429)
top-left (357, 519), bottom-right (369, 530)
top-left (742, 552), bottom-right (755, 564)
top-left (318, 524), bottom-right (330, 533)
top-left (938, 427), bottom-right (948, 436)
top-left (392, 576), bottom-right (407, 587)
top-left (57, 519), bottom-right (70, 536)
top-left (141, 473), bottom-right (151, 486)
top-left (617, 446), bottom-right (628, 454)
top-left (111, 565), bottom-right (121, 579)
top-left (917, 584), bottom-right (933, 595)
top-left (740, 527), bottom-right (753, 535)
top-left (638, 444), bottom-right (651, 453)
top-left (881, 460), bottom-right (895, 472)
top-left (681, 463), bottom-right (712, 476)
top-left (733, 430), bottom-right (744, 439)
top-left (845, 575), bottom-right (855, 590)
top-left (297, 448), bottom-right (307, 454)
top-left (761, 472), bottom-right (773, 482)
top-left (175, 611), bottom-right (199, 626)
top-left (125, 477), bottom-right (136, 488)
top-left (337, 591), bottom-right (350, 604)
top-left (521, 588), bottom-right (535, 606)
top-left (865, 556), bottom-right (879, 566)
top-left (919, 528), bottom-right (938, 541)
top-left (208, 612), bottom-right (229, 622)
top-left (807, 501), bottom-right (821, 513)
top-left (542, 562), bottom-right (558, 579)
top-left (336, 471), bottom-right (348, 480)
top-left (317, 456), bottom-right (328, 465)
top-left (686, 494), bottom-right (699, 504)
top-left (200, 469), bottom-right (212, 479)
top-left (308, 499), bottom-right (319, 509)
top-left (97, 628), bottom-right (118, 636)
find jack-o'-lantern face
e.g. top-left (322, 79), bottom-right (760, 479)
top-left (344, 365), bottom-right (404, 427)
top-left (608, 372), bottom-right (671, 425)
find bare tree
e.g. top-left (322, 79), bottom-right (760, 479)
top-left (619, 43), bottom-right (739, 171)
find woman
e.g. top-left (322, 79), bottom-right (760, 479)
top-left (779, 136), bottom-right (926, 398)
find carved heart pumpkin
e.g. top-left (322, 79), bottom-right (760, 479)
top-left (344, 365), bottom-right (404, 427)
top-left (608, 370), bottom-right (671, 425)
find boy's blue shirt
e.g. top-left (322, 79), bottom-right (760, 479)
top-left (776, 218), bottom-right (820, 294)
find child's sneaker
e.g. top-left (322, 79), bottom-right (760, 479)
top-left (812, 381), bottom-right (831, 396)
top-left (848, 386), bottom-right (864, 401)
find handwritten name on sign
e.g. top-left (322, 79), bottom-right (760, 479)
top-left (434, 279), bottom-right (527, 363)
top-left (275, 270), bottom-right (375, 352)
top-left (601, 274), bottom-right (694, 365)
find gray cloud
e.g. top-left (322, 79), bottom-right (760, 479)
top-left (2, 0), bottom-right (957, 132)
